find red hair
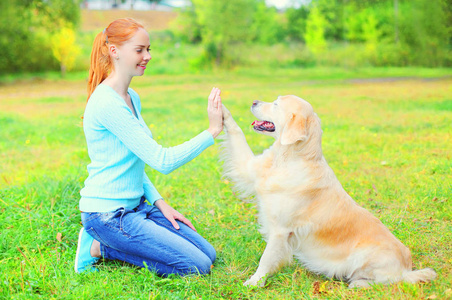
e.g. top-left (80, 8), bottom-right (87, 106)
top-left (87, 18), bottom-right (145, 101)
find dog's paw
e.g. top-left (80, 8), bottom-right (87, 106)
top-left (221, 104), bottom-right (240, 131)
top-left (244, 275), bottom-right (267, 287)
top-left (348, 279), bottom-right (371, 289)
top-left (221, 104), bottom-right (232, 119)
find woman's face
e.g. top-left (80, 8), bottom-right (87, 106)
top-left (114, 28), bottom-right (152, 77)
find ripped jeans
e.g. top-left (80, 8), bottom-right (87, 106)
top-left (81, 197), bottom-right (216, 276)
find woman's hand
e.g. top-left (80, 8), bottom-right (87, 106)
top-left (154, 199), bottom-right (196, 231)
top-left (207, 87), bottom-right (223, 138)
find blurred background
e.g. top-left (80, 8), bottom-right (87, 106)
top-left (1, 0), bottom-right (451, 78)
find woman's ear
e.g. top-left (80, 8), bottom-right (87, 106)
top-left (108, 44), bottom-right (118, 59)
top-left (280, 113), bottom-right (308, 145)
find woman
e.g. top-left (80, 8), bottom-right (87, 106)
top-left (75, 18), bottom-right (223, 276)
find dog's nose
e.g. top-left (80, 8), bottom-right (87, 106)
top-left (252, 100), bottom-right (259, 106)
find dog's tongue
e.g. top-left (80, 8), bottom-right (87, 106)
top-left (252, 120), bottom-right (275, 131)
top-left (252, 120), bottom-right (265, 126)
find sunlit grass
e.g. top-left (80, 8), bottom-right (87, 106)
top-left (0, 68), bottom-right (451, 299)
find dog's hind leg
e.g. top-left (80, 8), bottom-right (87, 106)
top-left (244, 231), bottom-right (293, 287)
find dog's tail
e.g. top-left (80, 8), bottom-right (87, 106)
top-left (402, 268), bottom-right (437, 284)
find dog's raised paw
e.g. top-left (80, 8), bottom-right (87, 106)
top-left (221, 104), bottom-right (241, 132)
top-left (221, 104), bottom-right (232, 119)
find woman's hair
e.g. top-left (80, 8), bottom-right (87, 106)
top-left (87, 18), bottom-right (145, 101)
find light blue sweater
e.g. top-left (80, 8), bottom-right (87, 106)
top-left (80, 84), bottom-right (214, 212)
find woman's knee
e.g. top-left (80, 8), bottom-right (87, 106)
top-left (205, 243), bottom-right (216, 264)
top-left (177, 250), bottom-right (213, 275)
top-left (191, 254), bottom-right (213, 275)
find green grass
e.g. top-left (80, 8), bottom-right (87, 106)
top-left (0, 67), bottom-right (451, 299)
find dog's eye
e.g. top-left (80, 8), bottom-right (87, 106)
top-left (274, 102), bottom-right (278, 106)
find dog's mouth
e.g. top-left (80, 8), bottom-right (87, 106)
top-left (252, 120), bottom-right (275, 132)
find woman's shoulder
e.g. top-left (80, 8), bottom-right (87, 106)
top-left (89, 84), bottom-right (120, 106)
top-left (85, 85), bottom-right (124, 120)
top-left (90, 84), bottom-right (111, 100)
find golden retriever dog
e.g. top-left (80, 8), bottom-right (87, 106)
top-left (219, 95), bottom-right (437, 288)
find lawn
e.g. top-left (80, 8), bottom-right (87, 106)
top-left (0, 67), bottom-right (451, 299)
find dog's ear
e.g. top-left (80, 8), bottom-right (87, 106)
top-left (280, 113), bottom-right (308, 145)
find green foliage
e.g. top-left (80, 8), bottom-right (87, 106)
top-left (0, 0), bottom-right (50, 73)
top-left (285, 6), bottom-right (309, 42)
top-left (311, 0), bottom-right (344, 40)
top-left (398, 0), bottom-right (450, 67)
top-left (170, 6), bottom-right (202, 43)
top-left (173, 0), bottom-right (452, 68)
top-left (0, 0), bottom-right (82, 74)
top-left (249, 2), bottom-right (285, 45)
top-left (190, 0), bottom-right (257, 66)
top-left (51, 26), bottom-right (81, 78)
top-left (176, 0), bottom-right (281, 66)
top-left (174, 0), bottom-right (286, 51)
top-left (3, 0), bottom-right (452, 74)
top-left (304, 6), bottom-right (328, 56)
top-left (32, 0), bottom-right (81, 28)
top-left (343, 7), bottom-right (382, 61)
top-left (362, 15), bottom-right (381, 60)
top-left (344, 5), bottom-right (366, 42)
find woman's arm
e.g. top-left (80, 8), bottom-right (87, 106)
top-left (97, 89), bottom-right (222, 174)
top-left (143, 171), bottom-right (163, 205)
top-left (154, 199), bottom-right (196, 231)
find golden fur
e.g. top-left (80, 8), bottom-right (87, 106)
top-left (220, 95), bottom-right (436, 288)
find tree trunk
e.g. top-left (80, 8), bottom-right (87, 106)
top-left (394, 0), bottom-right (399, 44)
top-left (60, 64), bottom-right (66, 78)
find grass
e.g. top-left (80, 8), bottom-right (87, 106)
top-left (0, 67), bottom-right (451, 299)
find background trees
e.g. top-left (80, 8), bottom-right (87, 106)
top-left (1, 0), bottom-right (451, 75)
top-left (0, 0), bottom-right (81, 74)
top-left (175, 0), bottom-right (451, 68)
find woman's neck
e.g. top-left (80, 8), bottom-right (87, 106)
top-left (102, 72), bottom-right (132, 100)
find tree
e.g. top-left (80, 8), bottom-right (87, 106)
top-left (0, 0), bottom-right (82, 74)
top-left (304, 6), bottom-right (327, 55)
top-left (171, 4), bottom-right (202, 43)
top-left (191, 0), bottom-right (257, 66)
top-left (313, 0), bottom-right (343, 40)
top-left (51, 26), bottom-right (81, 78)
top-left (398, 0), bottom-right (450, 66)
top-left (250, 2), bottom-right (284, 45)
top-left (362, 12), bottom-right (382, 60)
top-left (32, 0), bottom-right (81, 28)
top-left (286, 5), bottom-right (310, 42)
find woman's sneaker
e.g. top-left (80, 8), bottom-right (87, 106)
top-left (74, 227), bottom-right (100, 273)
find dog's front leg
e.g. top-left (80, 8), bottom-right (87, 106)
top-left (220, 105), bottom-right (257, 193)
top-left (244, 232), bottom-right (292, 287)
top-left (222, 104), bottom-right (253, 156)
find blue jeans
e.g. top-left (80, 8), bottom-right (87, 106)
top-left (81, 197), bottom-right (216, 276)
